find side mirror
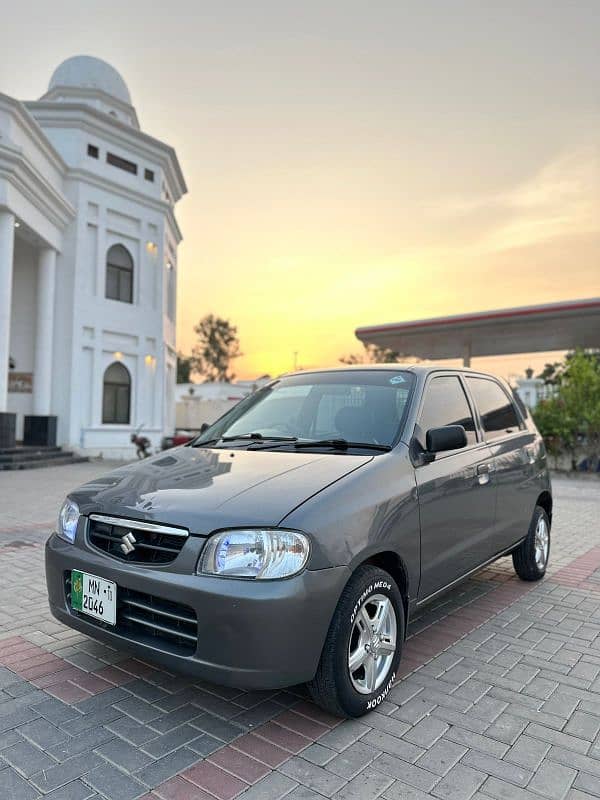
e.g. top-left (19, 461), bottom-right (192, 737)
top-left (199, 422), bottom-right (209, 434)
top-left (426, 425), bottom-right (467, 454)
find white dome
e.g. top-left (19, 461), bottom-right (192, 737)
top-left (48, 56), bottom-right (132, 105)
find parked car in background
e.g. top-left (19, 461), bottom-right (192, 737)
top-left (160, 428), bottom-right (206, 450)
top-left (46, 366), bottom-right (552, 717)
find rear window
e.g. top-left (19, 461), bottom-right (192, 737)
top-left (466, 377), bottom-right (521, 440)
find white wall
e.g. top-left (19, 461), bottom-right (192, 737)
top-left (6, 238), bottom-right (37, 439)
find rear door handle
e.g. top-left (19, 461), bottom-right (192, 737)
top-left (524, 445), bottom-right (536, 465)
top-left (476, 463), bottom-right (493, 485)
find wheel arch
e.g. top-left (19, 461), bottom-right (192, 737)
top-left (536, 491), bottom-right (553, 525)
top-left (357, 550), bottom-right (410, 634)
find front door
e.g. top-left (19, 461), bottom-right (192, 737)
top-left (415, 374), bottom-right (497, 601)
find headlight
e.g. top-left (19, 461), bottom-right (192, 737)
top-left (57, 498), bottom-right (80, 544)
top-left (198, 529), bottom-right (310, 579)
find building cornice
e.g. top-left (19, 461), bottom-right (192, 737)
top-left (0, 141), bottom-right (75, 231)
top-left (39, 85), bottom-right (140, 128)
top-left (0, 93), bottom-right (68, 174)
top-left (25, 101), bottom-right (187, 201)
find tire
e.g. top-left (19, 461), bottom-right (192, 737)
top-left (512, 505), bottom-right (551, 581)
top-left (307, 565), bottom-right (404, 718)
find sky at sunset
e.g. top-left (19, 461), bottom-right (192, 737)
top-left (2, 1), bottom-right (599, 381)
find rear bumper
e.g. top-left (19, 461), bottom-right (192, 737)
top-left (45, 533), bottom-right (349, 689)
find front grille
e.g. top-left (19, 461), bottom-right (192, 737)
top-left (65, 573), bottom-right (198, 656)
top-left (87, 514), bottom-right (188, 565)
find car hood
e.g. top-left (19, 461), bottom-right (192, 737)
top-left (70, 446), bottom-right (373, 533)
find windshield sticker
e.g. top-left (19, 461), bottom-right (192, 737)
top-left (389, 375), bottom-right (405, 385)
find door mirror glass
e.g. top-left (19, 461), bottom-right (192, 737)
top-left (426, 425), bottom-right (467, 453)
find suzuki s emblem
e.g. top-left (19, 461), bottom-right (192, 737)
top-left (120, 531), bottom-right (137, 555)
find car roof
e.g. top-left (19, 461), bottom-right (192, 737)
top-left (279, 364), bottom-right (505, 380)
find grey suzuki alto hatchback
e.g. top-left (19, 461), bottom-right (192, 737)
top-left (46, 366), bottom-right (552, 717)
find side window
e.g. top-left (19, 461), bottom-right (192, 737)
top-left (419, 376), bottom-right (477, 447)
top-left (466, 377), bottom-right (521, 440)
top-left (106, 244), bottom-right (134, 304)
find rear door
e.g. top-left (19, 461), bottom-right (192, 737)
top-left (415, 374), bottom-right (496, 601)
top-left (465, 376), bottom-right (536, 553)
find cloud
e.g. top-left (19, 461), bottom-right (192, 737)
top-left (437, 147), bottom-right (600, 253)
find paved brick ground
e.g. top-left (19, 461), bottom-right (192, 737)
top-left (0, 465), bottom-right (599, 800)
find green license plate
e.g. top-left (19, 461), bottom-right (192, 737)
top-left (71, 569), bottom-right (116, 625)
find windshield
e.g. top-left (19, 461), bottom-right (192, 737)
top-left (191, 370), bottom-right (415, 450)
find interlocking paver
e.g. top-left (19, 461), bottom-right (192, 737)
top-left (505, 734), bottom-right (550, 770)
top-left (208, 745), bottom-right (271, 783)
top-left (3, 738), bottom-right (57, 776)
top-left (278, 756), bottom-right (347, 795)
top-left (17, 717), bottom-right (69, 749)
top-left (564, 711), bottom-right (600, 742)
top-left (415, 738), bottom-right (467, 776)
top-left (83, 761), bottom-right (147, 800)
top-left (403, 715), bottom-right (449, 748)
top-left (96, 736), bottom-right (154, 771)
top-left (326, 740), bottom-right (379, 778)
top-left (528, 760), bottom-right (577, 800)
top-left (143, 725), bottom-right (203, 759)
top-left (462, 749), bottom-right (533, 787)
top-left (136, 747), bottom-right (200, 786)
top-left (361, 728), bottom-right (424, 762)
top-left (184, 760), bottom-right (248, 799)
top-left (333, 766), bottom-right (393, 800)
top-left (2, 473), bottom-right (600, 800)
top-left (0, 766), bottom-right (40, 800)
top-left (234, 770), bottom-right (296, 800)
top-left (431, 763), bottom-right (485, 799)
top-left (373, 752), bottom-right (439, 792)
top-left (29, 751), bottom-right (103, 792)
top-left (300, 742), bottom-right (336, 766)
top-left (43, 779), bottom-right (100, 800)
top-left (382, 779), bottom-right (433, 799)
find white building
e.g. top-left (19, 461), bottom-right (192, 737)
top-left (0, 55), bottom-right (186, 457)
top-left (514, 373), bottom-right (554, 410)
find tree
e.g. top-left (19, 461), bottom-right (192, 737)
top-left (339, 343), bottom-right (414, 365)
top-left (533, 349), bottom-right (600, 470)
top-left (176, 353), bottom-right (192, 384)
top-left (191, 314), bottom-right (242, 382)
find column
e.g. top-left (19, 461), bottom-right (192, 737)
top-left (33, 247), bottom-right (56, 415)
top-left (462, 342), bottom-right (472, 368)
top-left (0, 211), bottom-right (15, 412)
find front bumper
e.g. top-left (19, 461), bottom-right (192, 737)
top-left (45, 532), bottom-right (349, 689)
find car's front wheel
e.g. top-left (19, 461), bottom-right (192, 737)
top-left (512, 505), bottom-right (551, 581)
top-left (307, 565), bottom-right (404, 718)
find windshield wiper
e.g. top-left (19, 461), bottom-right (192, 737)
top-left (192, 433), bottom-right (298, 448)
top-left (247, 438), bottom-right (391, 452)
top-left (221, 433), bottom-right (298, 443)
top-left (292, 439), bottom-right (391, 452)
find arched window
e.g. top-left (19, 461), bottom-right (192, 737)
top-left (105, 244), bottom-right (133, 303)
top-left (102, 362), bottom-right (131, 424)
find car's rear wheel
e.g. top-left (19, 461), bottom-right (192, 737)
top-left (307, 565), bottom-right (404, 718)
top-left (512, 505), bottom-right (551, 581)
